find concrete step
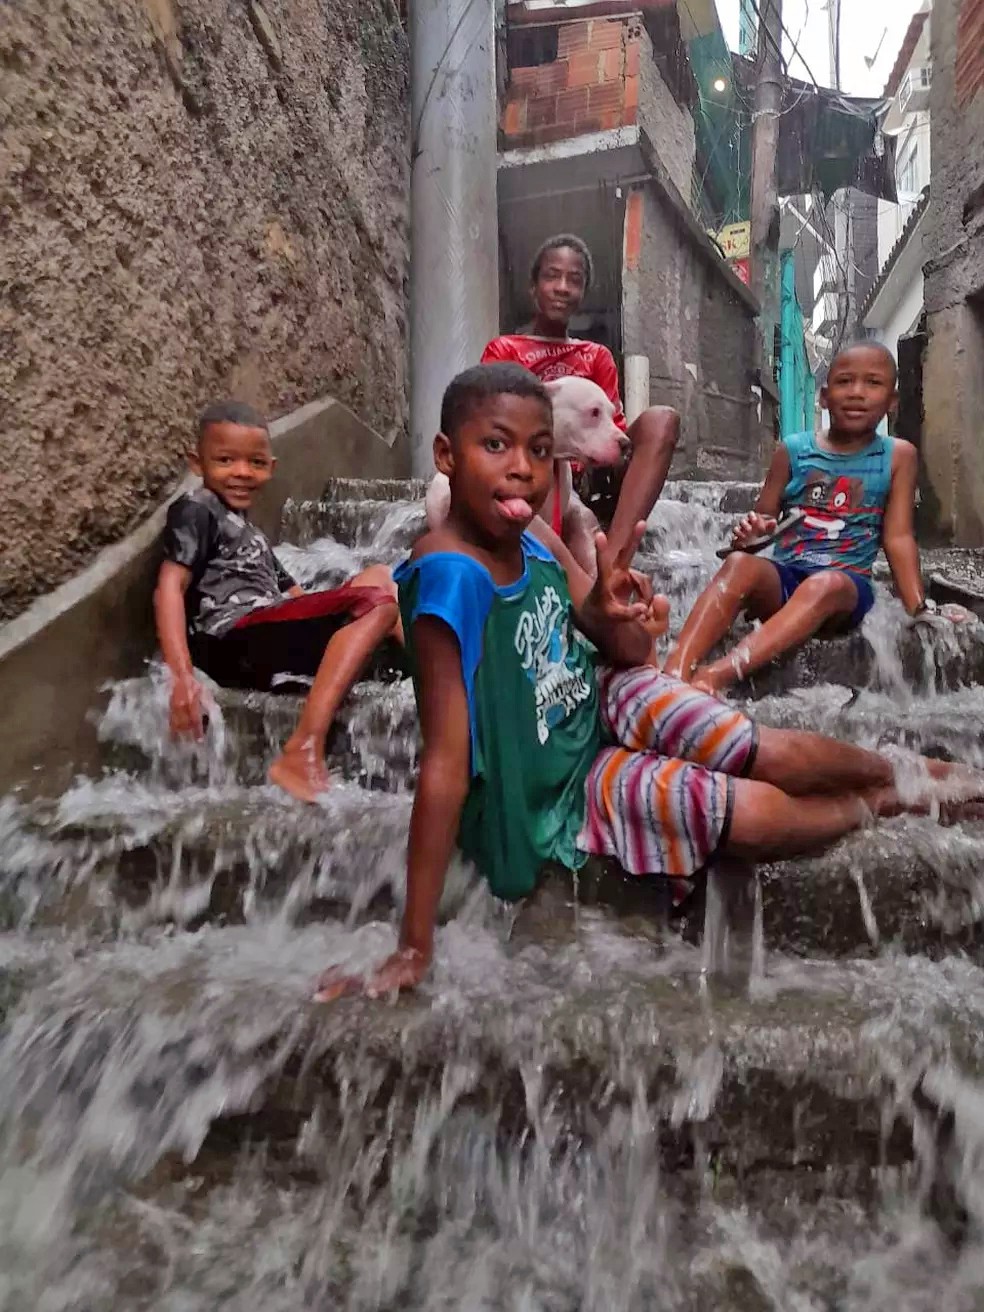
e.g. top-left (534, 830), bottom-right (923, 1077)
top-left (9, 759), bottom-right (984, 963)
top-left (760, 819), bottom-right (984, 958)
top-left (661, 479), bottom-right (760, 515)
top-left (320, 476), bottom-right (429, 503)
top-left (279, 496), bottom-right (425, 553)
top-left (8, 909), bottom-right (984, 1199)
top-left (96, 676), bottom-right (417, 792)
top-left (734, 614), bottom-right (984, 700)
top-left (0, 781), bottom-right (418, 935)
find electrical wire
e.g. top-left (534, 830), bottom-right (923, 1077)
top-left (742, 0), bottom-right (873, 118)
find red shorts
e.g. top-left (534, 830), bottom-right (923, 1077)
top-left (190, 585), bottom-right (394, 691)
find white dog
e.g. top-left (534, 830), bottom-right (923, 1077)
top-left (424, 376), bottom-right (628, 565)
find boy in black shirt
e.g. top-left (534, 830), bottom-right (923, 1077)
top-left (154, 401), bottom-right (400, 801)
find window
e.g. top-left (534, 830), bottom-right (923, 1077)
top-left (507, 25), bottom-right (559, 69)
top-left (899, 145), bottom-right (919, 196)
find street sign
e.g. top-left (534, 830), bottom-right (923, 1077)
top-left (710, 221), bottom-right (751, 260)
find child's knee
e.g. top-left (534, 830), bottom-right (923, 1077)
top-left (628, 406), bottom-right (680, 456)
top-left (355, 564), bottom-right (396, 598)
top-left (716, 552), bottom-right (767, 598)
top-left (726, 777), bottom-right (792, 850)
top-left (796, 571), bottom-right (858, 614)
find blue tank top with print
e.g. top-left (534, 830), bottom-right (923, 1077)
top-left (771, 429), bottom-right (894, 577)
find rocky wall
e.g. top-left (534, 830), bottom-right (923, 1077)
top-left (0, 0), bottom-right (410, 619)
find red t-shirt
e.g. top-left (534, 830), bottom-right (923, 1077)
top-left (481, 334), bottom-right (628, 432)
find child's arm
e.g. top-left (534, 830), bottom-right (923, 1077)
top-left (274, 555), bottom-right (305, 599)
top-left (732, 446), bottom-right (790, 548)
top-left (153, 561), bottom-right (206, 739)
top-left (882, 440), bottom-right (926, 615)
top-left (314, 616), bottom-right (471, 1000)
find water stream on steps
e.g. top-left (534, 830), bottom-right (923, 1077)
top-left (4, 479), bottom-right (984, 1308)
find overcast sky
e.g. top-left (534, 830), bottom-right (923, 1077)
top-left (719, 0), bottom-right (926, 97)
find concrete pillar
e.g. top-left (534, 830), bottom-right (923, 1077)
top-left (623, 355), bottom-right (651, 426)
top-left (409, 0), bottom-right (500, 477)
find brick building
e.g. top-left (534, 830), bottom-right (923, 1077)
top-left (921, 0), bottom-right (984, 541)
top-left (496, 1), bottom-right (773, 479)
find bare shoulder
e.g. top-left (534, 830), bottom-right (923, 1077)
top-left (410, 527), bottom-right (469, 561)
top-left (891, 438), bottom-right (918, 468)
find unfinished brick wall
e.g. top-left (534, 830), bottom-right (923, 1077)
top-left (957, 0), bottom-right (984, 106)
top-left (501, 16), bottom-right (639, 148)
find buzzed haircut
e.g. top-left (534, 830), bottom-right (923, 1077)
top-left (530, 233), bottom-right (594, 291)
top-left (197, 400), bottom-right (270, 444)
top-left (440, 363), bottom-right (552, 439)
top-left (829, 341), bottom-right (898, 387)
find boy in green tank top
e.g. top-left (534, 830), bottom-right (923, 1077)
top-left (316, 364), bottom-right (984, 1000)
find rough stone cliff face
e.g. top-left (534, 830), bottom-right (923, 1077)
top-left (0, 0), bottom-right (409, 618)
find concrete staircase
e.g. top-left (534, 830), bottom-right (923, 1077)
top-left (2, 477), bottom-right (984, 1304)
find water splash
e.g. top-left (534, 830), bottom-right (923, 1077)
top-left (1, 478), bottom-right (984, 1307)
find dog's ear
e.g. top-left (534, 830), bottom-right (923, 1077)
top-left (542, 379), bottom-right (563, 399)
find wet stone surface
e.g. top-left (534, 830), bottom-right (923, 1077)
top-left (3, 477), bottom-right (984, 1308)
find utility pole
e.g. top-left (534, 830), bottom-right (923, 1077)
top-left (827, 0), bottom-right (841, 94)
top-left (749, 0), bottom-right (784, 382)
top-left (409, 0), bottom-right (499, 476)
top-left (827, 0), bottom-right (856, 343)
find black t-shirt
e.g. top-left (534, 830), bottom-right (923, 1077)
top-left (161, 487), bottom-right (297, 636)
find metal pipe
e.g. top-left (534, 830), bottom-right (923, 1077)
top-left (409, 0), bottom-right (500, 476)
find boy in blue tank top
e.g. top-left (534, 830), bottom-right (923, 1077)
top-left (666, 343), bottom-right (952, 693)
top-left (314, 363), bottom-right (984, 1001)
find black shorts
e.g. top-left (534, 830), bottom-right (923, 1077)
top-left (190, 585), bottom-right (393, 692)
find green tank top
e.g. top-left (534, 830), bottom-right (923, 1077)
top-left (394, 534), bottom-right (602, 901)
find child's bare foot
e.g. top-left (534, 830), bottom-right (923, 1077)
top-left (690, 663), bottom-right (733, 697)
top-left (268, 737), bottom-right (332, 803)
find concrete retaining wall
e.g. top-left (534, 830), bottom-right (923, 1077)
top-left (1, 0), bottom-right (410, 620)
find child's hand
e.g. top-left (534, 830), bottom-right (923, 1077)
top-left (942, 603), bottom-right (973, 624)
top-left (312, 946), bottom-right (429, 1003)
top-left (910, 601), bottom-right (974, 628)
top-left (585, 523), bottom-right (651, 626)
top-left (169, 674), bottom-right (206, 740)
top-left (732, 512), bottom-right (777, 550)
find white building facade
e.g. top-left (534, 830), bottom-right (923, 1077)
top-left (862, 3), bottom-right (933, 362)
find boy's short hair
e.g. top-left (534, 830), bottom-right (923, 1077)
top-left (197, 400), bottom-right (270, 443)
top-left (530, 233), bottom-right (594, 291)
top-left (828, 341), bottom-right (898, 387)
top-left (440, 363), bottom-right (552, 439)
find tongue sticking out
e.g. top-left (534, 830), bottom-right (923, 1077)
top-left (497, 497), bottom-right (534, 524)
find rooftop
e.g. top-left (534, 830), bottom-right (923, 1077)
top-left (883, 9), bottom-right (930, 100)
top-left (858, 187), bottom-right (930, 324)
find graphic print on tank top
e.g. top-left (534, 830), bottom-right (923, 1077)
top-left (513, 583), bottom-right (593, 745)
top-left (772, 430), bottom-right (893, 576)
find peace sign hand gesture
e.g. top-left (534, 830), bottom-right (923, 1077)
top-left (578, 522), bottom-right (665, 666)
top-left (585, 521), bottom-right (650, 621)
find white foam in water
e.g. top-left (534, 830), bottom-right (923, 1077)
top-left (3, 479), bottom-right (984, 1307)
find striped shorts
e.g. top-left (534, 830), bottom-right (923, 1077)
top-left (577, 666), bottom-right (758, 878)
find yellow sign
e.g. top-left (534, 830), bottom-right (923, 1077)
top-left (709, 222), bottom-right (751, 261)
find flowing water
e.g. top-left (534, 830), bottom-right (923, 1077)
top-left (3, 479), bottom-right (984, 1309)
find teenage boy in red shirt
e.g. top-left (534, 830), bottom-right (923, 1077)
top-left (482, 233), bottom-right (679, 567)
